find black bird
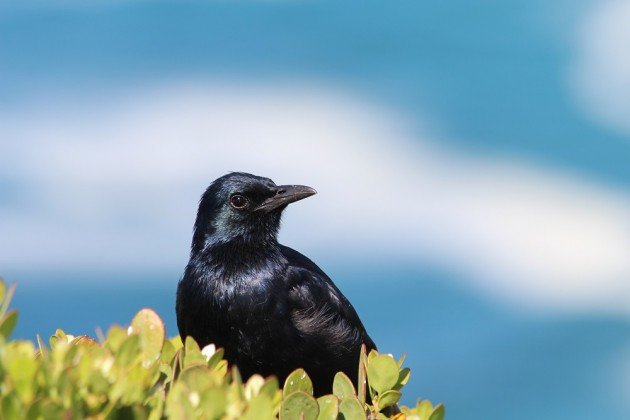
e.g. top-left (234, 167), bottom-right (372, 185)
top-left (176, 172), bottom-right (376, 395)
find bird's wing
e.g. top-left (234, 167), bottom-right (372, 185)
top-left (279, 245), bottom-right (377, 353)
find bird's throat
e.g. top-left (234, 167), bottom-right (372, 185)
top-left (196, 236), bottom-right (285, 279)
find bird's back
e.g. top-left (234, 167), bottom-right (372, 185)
top-left (278, 245), bottom-right (376, 392)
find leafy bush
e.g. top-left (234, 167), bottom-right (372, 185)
top-left (0, 279), bottom-right (444, 419)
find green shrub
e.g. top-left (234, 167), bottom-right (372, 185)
top-left (0, 279), bottom-right (444, 419)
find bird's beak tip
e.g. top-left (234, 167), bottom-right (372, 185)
top-left (255, 184), bottom-right (318, 212)
top-left (293, 185), bottom-right (317, 200)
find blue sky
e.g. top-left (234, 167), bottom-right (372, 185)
top-left (1, 1), bottom-right (629, 418)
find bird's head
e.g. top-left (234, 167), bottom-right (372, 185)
top-left (191, 172), bottom-right (316, 253)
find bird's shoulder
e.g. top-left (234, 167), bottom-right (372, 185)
top-left (278, 244), bottom-right (329, 278)
top-left (279, 245), bottom-right (376, 350)
top-left (279, 244), bottom-right (349, 306)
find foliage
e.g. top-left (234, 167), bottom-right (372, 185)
top-left (0, 279), bottom-right (444, 419)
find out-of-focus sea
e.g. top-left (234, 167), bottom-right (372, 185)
top-left (8, 264), bottom-right (630, 420)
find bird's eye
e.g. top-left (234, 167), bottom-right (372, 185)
top-left (229, 194), bottom-right (248, 209)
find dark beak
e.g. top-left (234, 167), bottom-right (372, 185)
top-left (255, 185), bottom-right (317, 213)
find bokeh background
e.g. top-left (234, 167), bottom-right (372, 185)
top-left (2, 1), bottom-right (630, 418)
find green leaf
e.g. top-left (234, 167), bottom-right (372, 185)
top-left (357, 344), bottom-right (368, 404)
top-left (104, 325), bottom-right (128, 353)
top-left (228, 365), bottom-right (247, 404)
top-left (0, 282), bottom-right (15, 319)
top-left (280, 391), bottom-right (319, 420)
top-left (115, 334), bottom-right (140, 367)
top-left (165, 381), bottom-right (197, 420)
top-left (35, 334), bottom-right (47, 357)
top-left (333, 372), bottom-right (356, 399)
top-left (0, 309), bottom-right (18, 339)
top-left (130, 308), bottom-right (165, 366)
top-left (1, 395), bottom-right (22, 419)
top-left (429, 403), bottom-right (445, 420)
top-left (199, 387), bottom-right (228, 420)
top-left (283, 368), bottom-right (314, 397)
top-left (396, 353), bottom-right (406, 368)
top-left (243, 393), bottom-right (275, 420)
top-left (338, 397), bottom-right (365, 420)
top-left (179, 365), bottom-right (217, 389)
top-left (206, 347), bottom-right (225, 370)
top-left (259, 376), bottom-right (280, 399)
top-left (367, 355), bottom-right (399, 394)
top-left (184, 335), bottom-right (200, 352)
top-left (2, 341), bottom-right (38, 402)
top-left (377, 390), bottom-right (401, 410)
top-left (416, 400), bottom-right (434, 419)
top-left (161, 339), bottom-right (176, 364)
top-left (169, 335), bottom-right (183, 349)
top-left (183, 336), bottom-right (207, 367)
top-left (29, 400), bottom-right (65, 419)
top-left (394, 367), bottom-right (411, 390)
top-left (316, 394), bottom-right (339, 420)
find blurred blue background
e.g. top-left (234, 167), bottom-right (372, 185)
top-left (1, 1), bottom-right (630, 419)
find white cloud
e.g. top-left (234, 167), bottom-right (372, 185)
top-left (570, 0), bottom-right (630, 136)
top-left (1, 82), bottom-right (629, 314)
